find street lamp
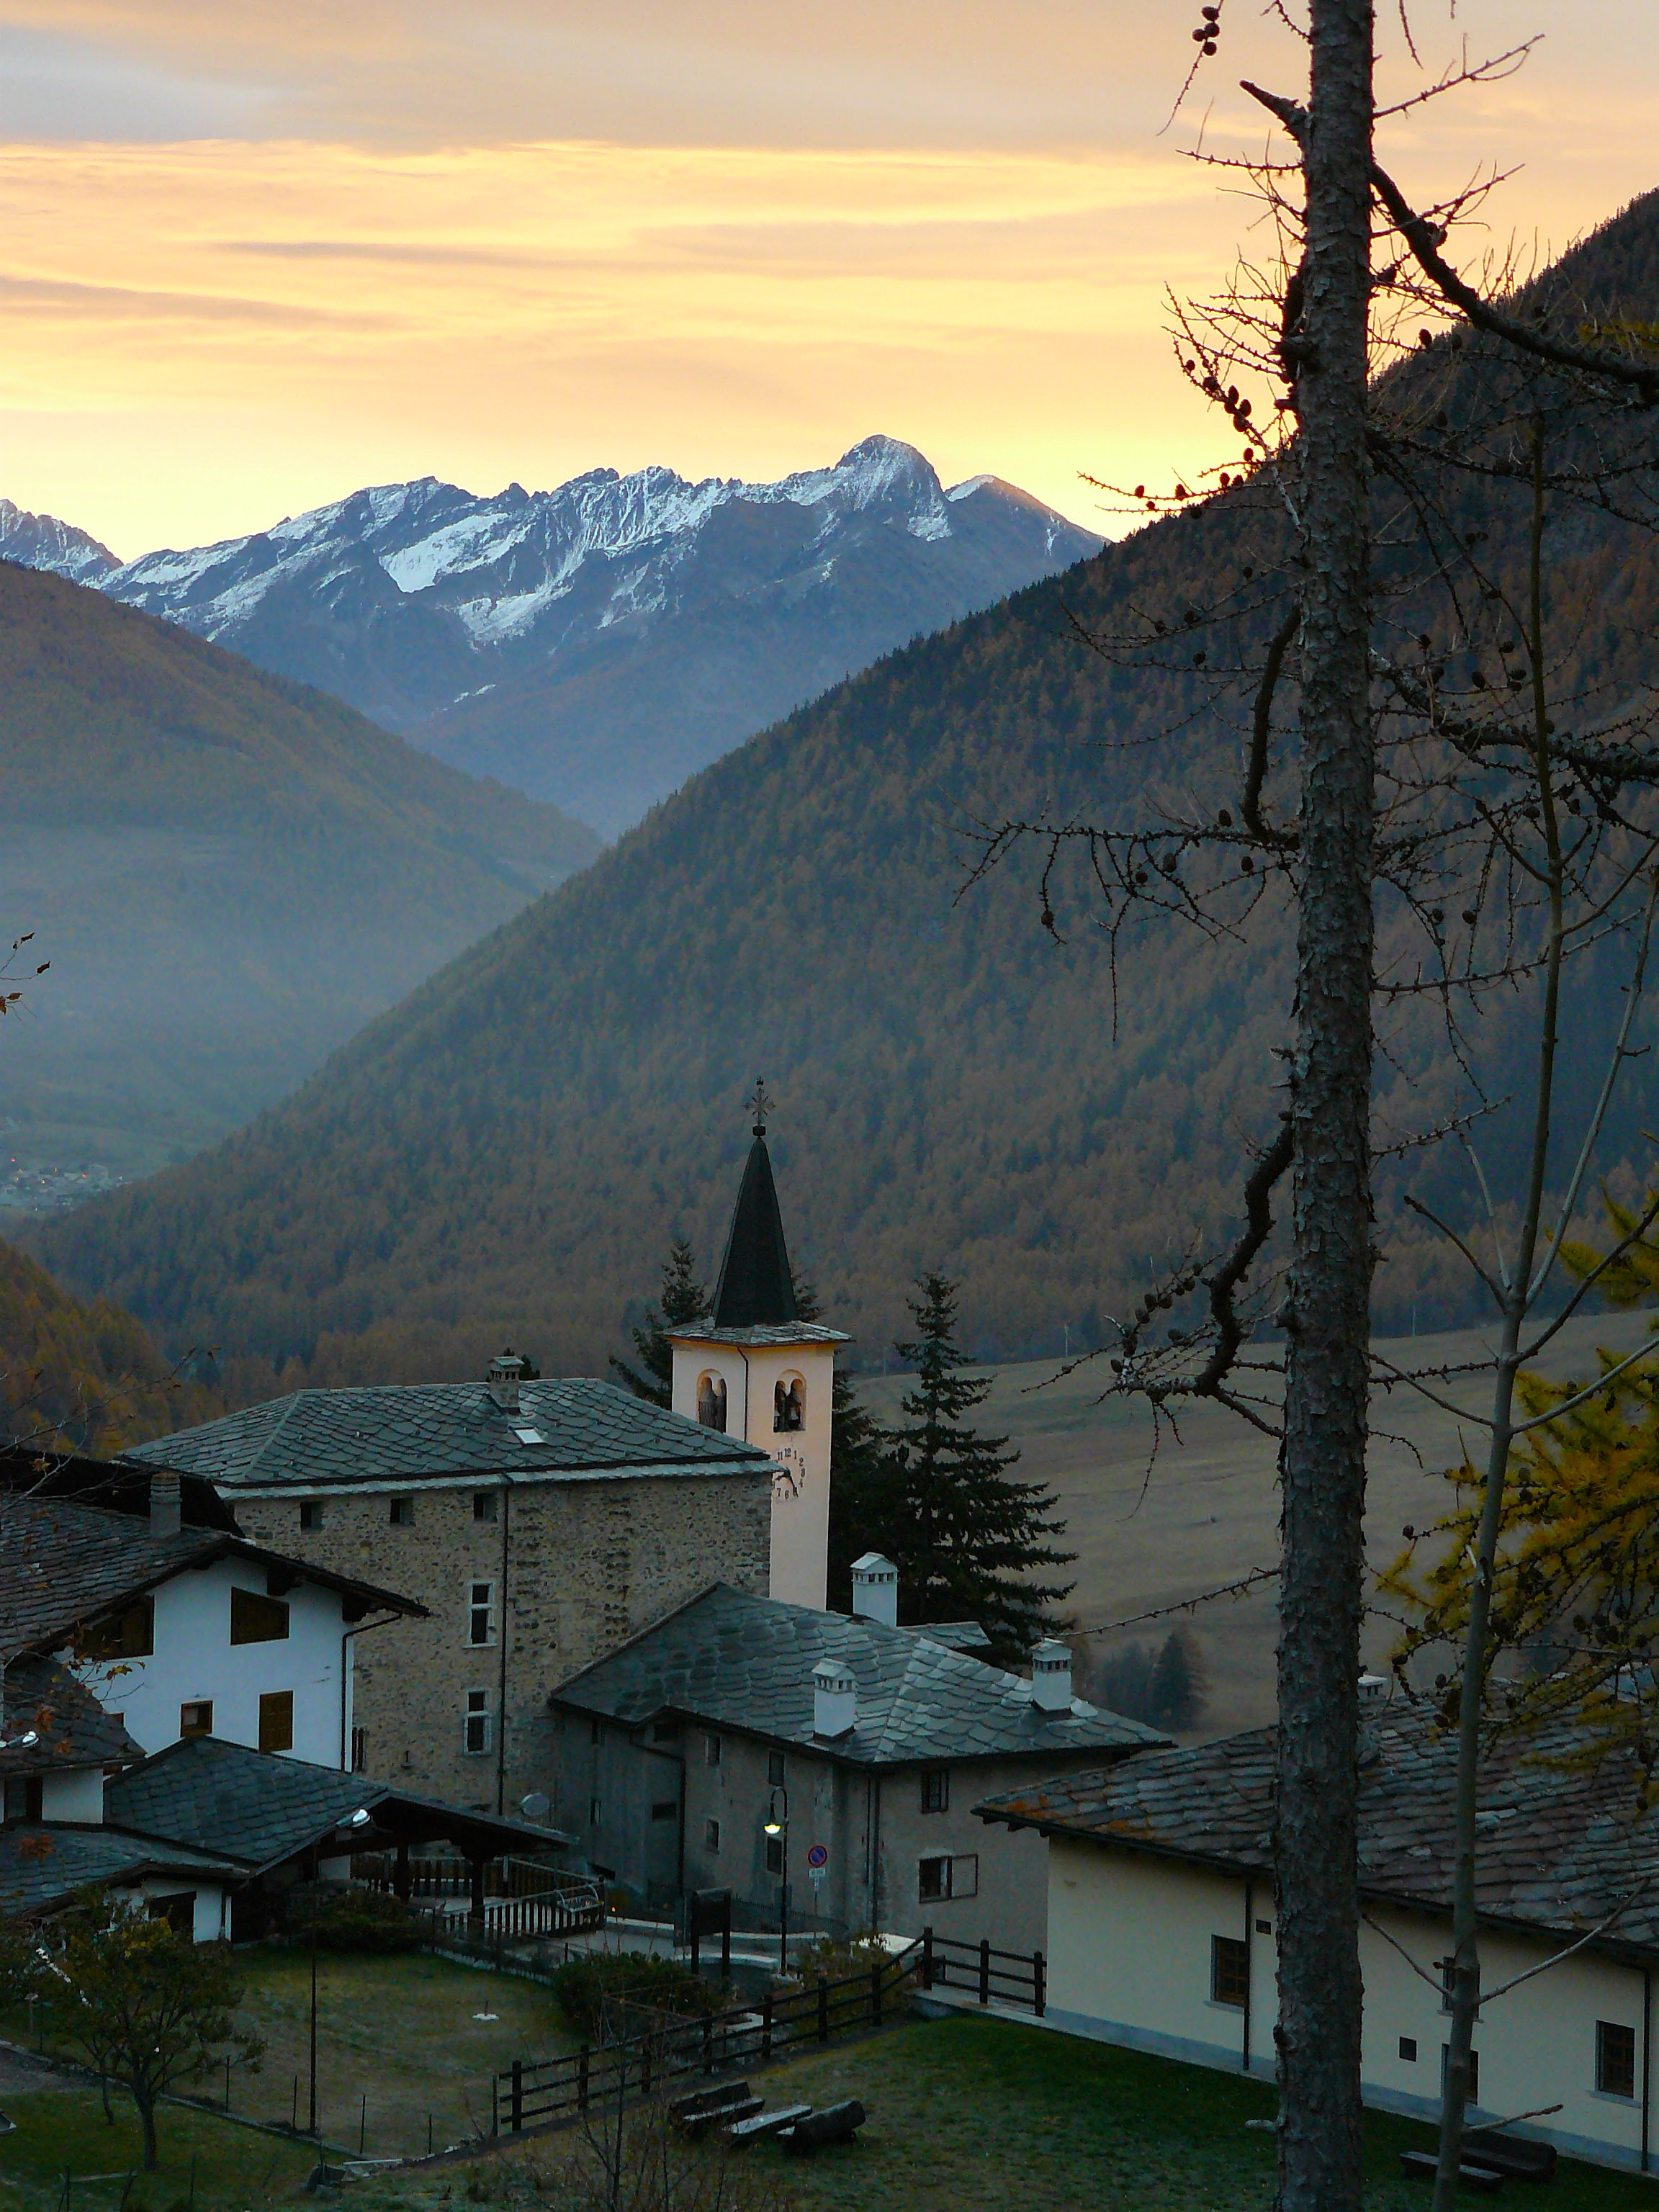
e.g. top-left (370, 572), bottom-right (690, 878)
top-left (310, 1809), bottom-right (372, 2139)
top-left (762, 1788), bottom-right (789, 1974)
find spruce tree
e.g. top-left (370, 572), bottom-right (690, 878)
top-left (883, 1271), bottom-right (1074, 1650)
top-left (1148, 1630), bottom-right (1202, 1734)
top-left (799, 1277), bottom-right (897, 1611)
top-left (610, 1238), bottom-right (709, 1407)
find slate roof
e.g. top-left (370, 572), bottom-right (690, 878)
top-left (127, 1378), bottom-right (771, 1493)
top-left (711, 1134), bottom-right (798, 1329)
top-left (667, 1322), bottom-right (850, 1349)
top-left (976, 1705), bottom-right (1659, 1958)
top-left (551, 1583), bottom-right (1170, 1768)
top-left (0, 1444), bottom-right (240, 1532)
top-left (0, 1493), bottom-right (423, 1663)
top-left (104, 1735), bottom-right (571, 1871)
top-left (1, 1655), bottom-right (143, 1776)
top-left (0, 1824), bottom-right (243, 1918)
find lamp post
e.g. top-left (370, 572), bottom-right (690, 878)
top-left (310, 1809), bottom-right (373, 2141)
top-left (763, 1788), bottom-right (789, 1974)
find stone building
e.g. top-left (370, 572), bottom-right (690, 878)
top-left (548, 1564), bottom-right (1168, 1951)
top-left (129, 1374), bottom-right (774, 1812)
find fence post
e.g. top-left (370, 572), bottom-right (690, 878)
top-left (979, 1938), bottom-right (991, 2008)
top-left (922, 1927), bottom-right (934, 1992)
top-left (510, 2061), bottom-right (523, 2135)
top-left (578, 2046), bottom-right (590, 2113)
top-left (761, 1992), bottom-right (773, 2063)
top-left (491, 2074), bottom-right (499, 2137)
top-left (817, 1977), bottom-right (829, 2044)
top-left (1034, 1950), bottom-right (1046, 2019)
top-left (871, 1962), bottom-right (883, 2028)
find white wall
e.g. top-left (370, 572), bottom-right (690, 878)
top-left (670, 1338), bottom-right (836, 1609)
top-left (72, 1555), bottom-right (351, 1767)
top-left (40, 1768), bottom-right (104, 1822)
top-left (135, 1875), bottom-right (228, 1943)
top-left (1043, 1835), bottom-right (1658, 2172)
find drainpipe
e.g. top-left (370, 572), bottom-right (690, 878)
top-left (497, 1477), bottom-right (513, 1817)
top-left (1643, 1965), bottom-right (1652, 2175)
top-left (1241, 1879), bottom-right (1254, 2074)
top-left (338, 1612), bottom-right (402, 1771)
top-left (868, 1773), bottom-right (882, 1931)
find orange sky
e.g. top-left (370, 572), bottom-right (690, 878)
top-left (1, 0), bottom-right (1653, 557)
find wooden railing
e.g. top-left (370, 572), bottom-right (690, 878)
top-left (490, 1943), bottom-right (922, 2135)
top-left (917, 1927), bottom-right (1046, 2017)
top-left (353, 1852), bottom-right (575, 1902)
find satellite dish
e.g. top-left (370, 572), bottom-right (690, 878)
top-left (520, 1791), bottom-right (551, 1822)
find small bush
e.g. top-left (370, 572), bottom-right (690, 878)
top-left (781, 1930), bottom-right (902, 1990)
top-left (551, 1952), bottom-right (718, 2042)
top-left (284, 1883), bottom-right (421, 1954)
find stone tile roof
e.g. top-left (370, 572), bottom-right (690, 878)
top-left (1, 1655), bottom-right (143, 1776)
top-left (0, 1444), bottom-right (240, 1532)
top-left (551, 1583), bottom-right (1170, 1769)
top-left (0, 1493), bottom-right (423, 1663)
top-left (976, 1704), bottom-right (1659, 1955)
top-left (667, 1323), bottom-right (850, 1349)
top-left (127, 1378), bottom-right (772, 1493)
top-left (104, 1734), bottom-right (570, 1873)
top-left (0, 1824), bottom-right (243, 1918)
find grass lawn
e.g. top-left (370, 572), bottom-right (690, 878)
top-left (0, 2090), bottom-right (317, 2212)
top-left (356, 2014), bottom-right (1659, 2212)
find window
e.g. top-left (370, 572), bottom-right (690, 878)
top-left (918, 1855), bottom-right (952, 1902)
top-left (1441, 2046), bottom-right (1479, 2103)
top-left (765, 1835), bottom-right (784, 1876)
top-left (350, 1725), bottom-right (367, 1773)
top-left (1598, 2020), bottom-right (1637, 2100)
top-left (464, 1690), bottom-right (492, 1755)
top-left (920, 1769), bottom-right (949, 1814)
top-left (773, 1375), bottom-right (805, 1433)
top-left (696, 1373), bottom-right (728, 1433)
top-left (1399, 2037), bottom-right (1418, 2063)
top-left (590, 1796), bottom-right (603, 1826)
top-left (768, 1750), bottom-right (786, 1786)
top-left (468, 1580), bottom-right (497, 1647)
top-left (299, 1501), bottom-right (325, 1532)
top-left (82, 1598), bottom-right (154, 1662)
top-left (3, 1776), bottom-right (42, 1824)
top-left (703, 1732), bottom-right (721, 1767)
top-left (1438, 1957), bottom-right (1480, 2015)
top-left (1211, 1936), bottom-right (1249, 2009)
top-left (257, 1690), bottom-right (295, 1754)
top-left (650, 1801), bottom-right (678, 1822)
top-left (1254, 1918), bottom-right (1272, 1935)
top-left (148, 1893), bottom-right (196, 1938)
top-left (389, 1495), bottom-right (414, 1527)
top-left (472, 1490), bottom-right (498, 1523)
top-left (705, 1819), bottom-right (721, 1852)
top-left (179, 1700), bottom-right (213, 1737)
top-left (230, 1588), bottom-right (290, 1645)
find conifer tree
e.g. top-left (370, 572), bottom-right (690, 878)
top-left (610, 1238), bottom-right (708, 1408)
top-left (799, 1277), bottom-right (896, 1610)
top-left (881, 1272), bottom-right (1074, 1650)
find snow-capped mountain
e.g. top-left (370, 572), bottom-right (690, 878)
top-left (13, 438), bottom-right (1100, 835)
top-left (0, 499), bottom-right (118, 588)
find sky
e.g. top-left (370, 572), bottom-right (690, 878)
top-left (1, 1), bottom-right (1655, 559)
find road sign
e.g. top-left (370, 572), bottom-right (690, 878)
top-left (806, 1843), bottom-right (828, 1870)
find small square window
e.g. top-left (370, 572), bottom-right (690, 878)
top-left (84, 1599), bottom-right (155, 1662)
top-left (464, 1690), bottom-right (492, 1755)
top-left (472, 1490), bottom-right (498, 1522)
top-left (1211, 1936), bottom-right (1249, 2009)
top-left (258, 1689), bottom-right (295, 1754)
top-left (1440, 2046), bottom-right (1479, 2104)
top-left (705, 1818), bottom-right (721, 1852)
top-left (230, 1588), bottom-right (290, 1645)
top-left (765, 1836), bottom-right (784, 1876)
top-left (300, 1500), bottom-right (325, 1532)
top-left (650, 1800), bottom-right (678, 1822)
top-left (918, 1854), bottom-right (951, 1903)
top-left (389, 1495), bottom-right (414, 1527)
top-left (920, 1769), bottom-right (949, 1814)
top-left (1598, 2020), bottom-right (1637, 2100)
top-left (1254, 1918), bottom-right (1272, 1935)
top-left (1399, 2036), bottom-right (1418, 2063)
top-left (703, 1732), bottom-right (721, 1767)
top-left (768, 1751), bottom-right (785, 1786)
top-left (180, 1700), bottom-right (213, 1738)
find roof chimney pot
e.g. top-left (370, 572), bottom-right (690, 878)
top-left (148, 1471), bottom-right (181, 1539)
top-left (487, 1347), bottom-right (528, 1414)
top-left (812, 1657), bottom-right (857, 1739)
top-left (850, 1552), bottom-right (899, 1629)
top-left (1030, 1637), bottom-right (1073, 1714)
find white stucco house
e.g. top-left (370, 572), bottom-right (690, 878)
top-left (977, 1689), bottom-right (1659, 2175)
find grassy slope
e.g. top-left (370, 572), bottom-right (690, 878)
top-left (33, 195), bottom-right (1659, 1386)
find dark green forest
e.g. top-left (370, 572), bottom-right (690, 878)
top-left (32, 193), bottom-right (1659, 1397)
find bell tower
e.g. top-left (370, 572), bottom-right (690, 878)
top-left (669, 1079), bottom-right (847, 1609)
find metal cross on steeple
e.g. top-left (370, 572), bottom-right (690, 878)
top-left (746, 1075), bottom-right (775, 1138)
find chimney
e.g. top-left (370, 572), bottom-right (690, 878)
top-left (1358, 1671), bottom-right (1388, 1766)
top-left (850, 1552), bottom-right (899, 1629)
top-left (812, 1658), bottom-right (857, 1739)
top-left (1030, 1638), bottom-right (1073, 1714)
top-left (487, 1347), bottom-right (526, 1414)
top-left (148, 1472), bottom-right (181, 1538)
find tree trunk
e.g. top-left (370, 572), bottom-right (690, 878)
top-left (133, 2078), bottom-right (158, 2172)
top-left (1274, 4), bottom-right (1376, 2209)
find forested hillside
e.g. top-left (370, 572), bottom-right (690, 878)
top-left (34, 195), bottom-right (1659, 1394)
top-left (0, 564), bottom-right (598, 1172)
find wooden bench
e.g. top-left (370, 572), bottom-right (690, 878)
top-left (725, 2104), bottom-right (816, 2144)
top-left (783, 2100), bottom-right (867, 2153)
top-left (1399, 2149), bottom-right (1504, 2194)
top-left (1464, 2128), bottom-right (1557, 2182)
top-left (668, 2082), bottom-right (763, 2138)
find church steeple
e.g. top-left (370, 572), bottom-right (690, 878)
top-left (711, 1078), bottom-right (797, 1328)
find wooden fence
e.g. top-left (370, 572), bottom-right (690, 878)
top-left (916, 1928), bottom-right (1046, 2017)
top-left (354, 1852), bottom-right (578, 1903)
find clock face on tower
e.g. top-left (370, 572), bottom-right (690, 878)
top-left (771, 1442), bottom-right (808, 1501)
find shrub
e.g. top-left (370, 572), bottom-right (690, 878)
top-left (551, 1952), bottom-right (718, 2042)
top-left (284, 1883), bottom-right (421, 1954)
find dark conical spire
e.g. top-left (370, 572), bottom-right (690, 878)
top-left (711, 1078), bottom-right (798, 1328)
